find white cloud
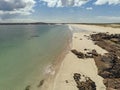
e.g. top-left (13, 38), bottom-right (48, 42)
top-left (86, 7), bottom-right (93, 10)
top-left (0, 0), bottom-right (36, 16)
top-left (40, 0), bottom-right (90, 7)
top-left (94, 0), bottom-right (120, 5)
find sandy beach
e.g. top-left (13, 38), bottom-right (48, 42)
top-left (42, 24), bottom-right (120, 90)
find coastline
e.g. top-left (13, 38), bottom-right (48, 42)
top-left (52, 25), bottom-right (106, 90)
top-left (41, 25), bottom-right (72, 90)
top-left (41, 24), bottom-right (120, 90)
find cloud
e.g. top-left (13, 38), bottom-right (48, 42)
top-left (86, 7), bottom-right (93, 10)
top-left (0, 0), bottom-right (36, 19)
top-left (40, 0), bottom-right (90, 7)
top-left (94, 0), bottom-right (120, 5)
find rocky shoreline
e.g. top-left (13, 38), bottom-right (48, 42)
top-left (70, 32), bottom-right (120, 90)
top-left (46, 25), bottom-right (120, 90)
top-left (73, 73), bottom-right (96, 90)
top-left (91, 33), bottom-right (120, 90)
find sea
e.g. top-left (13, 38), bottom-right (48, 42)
top-left (0, 24), bottom-right (70, 90)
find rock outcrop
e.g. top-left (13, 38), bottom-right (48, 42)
top-left (71, 49), bottom-right (85, 58)
top-left (91, 33), bottom-right (120, 90)
top-left (71, 49), bottom-right (98, 59)
top-left (73, 73), bottom-right (96, 90)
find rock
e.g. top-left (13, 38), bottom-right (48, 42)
top-left (106, 88), bottom-right (116, 90)
top-left (85, 53), bottom-right (93, 58)
top-left (25, 85), bottom-right (31, 90)
top-left (71, 49), bottom-right (78, 55)
top-left (99, 71), bottom-right (112, 78)
top-left (85, 49), bottom-right (98, 58)
top-left (71, 49), bottom-right (85, 58)
top-left (92, 49), bottom-right (98, 56)
top-left (92, 32), bottom-right (96, 33)
top-left (37, 79), bottom-right (44, 87)
top-left (84, 48), bottom-right (88, 51)
top-left (73, 73), bottom-right (96, 90)
top-left (110, 38), bottom-right (119, 43)
top-left (77, 53), bottom-right (85, 58)
top-left (104, 78), bottom-right (120, 89)
top-left (71, 49), bottom-right (98, 59)
top-left (73, 73), bottom-right (81, 81)
top-left (65, 80), bottom-right (68, 83)
top-left (91, 33), bottom-right (120, 89)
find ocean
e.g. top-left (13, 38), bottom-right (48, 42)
top-left (0, 24), bottom-right (70, 90)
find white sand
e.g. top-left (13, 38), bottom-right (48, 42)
top-left (46, 24), bottom-right (120, 90)
top-left (71, 24), bottom-right (120, 34)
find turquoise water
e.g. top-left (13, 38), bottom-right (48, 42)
top-left (0, 25), bottom-right (70, 90)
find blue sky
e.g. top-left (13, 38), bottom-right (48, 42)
top-left (0, 0), bottom-right (120, 23)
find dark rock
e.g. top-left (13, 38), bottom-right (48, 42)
top-left (104, 78), bottom-right (120, 89)
top-left (25, 85), bottom-right (31, 90)
top-left (92, 32), bottom-right (96, 33)
top-left (71, 49), bottom-right (85, 58)
top-left (71, 49), bottom-right (78, 55)
top-left (65, 80), bottom-right (68, 83)
top-left (84, 48), bottom-right (88, 51)
top-left (73, 73), bottom-right (96, 90)
top-left (85, 53), bottom-right (93, 58)
top-left (92, 49), bottom-right (98, 56)
top-left (85, 49), bottom-right (98, 58)
top-left (91, 33), bottom-right (120, 89)
top-left (99, 71), bottom-right (112, 78)
top-left (73, 73), bottom-right (81, 81)
top-left (37, 79), bottom-right (44, 87)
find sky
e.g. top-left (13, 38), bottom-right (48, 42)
top-left (0, 0), bottom-right (120, 23)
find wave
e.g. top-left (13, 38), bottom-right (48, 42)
top-left (44, 64), bottom-right (55, 75)
top-left (68, 25), bottom-right (74, 31)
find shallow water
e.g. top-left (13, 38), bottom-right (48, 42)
top-left (0, 25), bottom-right (70, 90)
